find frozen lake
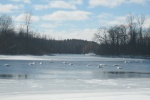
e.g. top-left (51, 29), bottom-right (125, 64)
top-left (0, 54), bottom-right (150, 100)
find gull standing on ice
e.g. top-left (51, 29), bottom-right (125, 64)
top-left (69, 63), bottom-right (73, 65)
top-left (4, 64), bottom-right (10, 66)
top-left (49, 60), bottom-right (53, 63)
top-left (29, 62), bottom-right (36, 65)
top-left (40, 62), bottom-right (43, 65)
top-left (113, 64), bottom-right (119, 66)
top-left (117, 67), bottom-right (122, 69)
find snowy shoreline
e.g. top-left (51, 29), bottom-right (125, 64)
top-left (97, 55), bottom-right (150, 59)
top-left (0, 54), bottom-right (150, 60)
top-left (1, 90), bottom-right (150, 100)
top-left (0, 54), bottom-right (149, 61)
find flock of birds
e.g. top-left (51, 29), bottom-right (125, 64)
top-left (28, 61), bottom-right (124, 70)
top-left (97, 63), bottom-right (122, 69)
top-left (97, 60), bottom-right (133, 69)
top-left (1, 60), bottom-right (134, 70)
top-left (28, 61), bottom-right (74, 66)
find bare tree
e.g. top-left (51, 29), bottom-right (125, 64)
top-left (0, 14), bottom-right (13, 33)
top-left (24, 12), bottom-right (32, 38)
top-left (126, 14), bottom-right (135, 37)
top-left (93, 27), bottom-right (109, 44)
top-left (126, 14), bottom-right (137, 47)
top-left (136, 15), bottom-right (145, 40)
top-left (119, 25), bottom-right (128, 44)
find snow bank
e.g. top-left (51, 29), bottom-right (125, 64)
top-left (0, 55), bottom-right (55, 60)
top-left (0, 78), bottom-right (150, 100)
top-left (1, 91), bottom-right (150, 100)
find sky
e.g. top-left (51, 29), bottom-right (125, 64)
top-left (0, 0), bottom-right (150, 41)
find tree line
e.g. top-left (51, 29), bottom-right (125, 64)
top-left (94, 14), bottom-right (150, 56)
top-left (1, 13), bottom-right (149, 56)
top-left (0, 14), bottom-right (97, 55)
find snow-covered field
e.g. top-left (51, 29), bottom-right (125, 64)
top-left (0, 54), bottom-right (150, 100)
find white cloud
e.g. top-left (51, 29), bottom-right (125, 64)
top-left (98, 13), bottom-right (150, 29)
top-left (34, 0), bottom-right (83, 10)
top-left (143, 17), bottom-right (150, 28)
top-left (70, 0), bottom-right (83, 5)
top-left (0, 4), bottom-right (23, 13)
top-left (89, 0), bottom-right (125, 8)
top-left (15, 14), bottom-right (40, 22)
top-left (24, 0), bottom-right (31, 4)
top-left (31, 16), bottom-right (40, 22)
top-left (42, 11), bottom-right (92, 21)
top-left (10, 0), bottom-right (20, 2)
top-left (41, 28), bottom-right (97, 41)
top-left (69, 28), bottom-right (97, 40)
top-left (129, 0), bottom-right (148, 4)
top-left (33, 5), bottom-right (49, 10)
top-left (40, 23), bottom-right (61, 29)
top-left (10, 0), bottom-right (31, 3)
top-left (98, 13), bottom-right (113, 19)
top-left (49, 1), bottom-right (76, 10)
top-left (107, 16), bottom-right (127, 25)
top-left (89, 0), bottom-right (148, 8)
top-left (14, 24), bottom-right (26, 32)
top-left (98, 13), bottom-right (127, 26)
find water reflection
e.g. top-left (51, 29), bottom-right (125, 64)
top-left (92, 71), bottom-right (150, 79)
top-left (1, 71), bottom-right (150, 80)
top-left (0, 74), bottom-right (28, 79)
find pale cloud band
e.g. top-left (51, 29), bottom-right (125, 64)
top-left (0, 4), bottom-right (23, 13)
top-left (42, 11), bottom-right (92, 21)
top-left (42, 28), bottom-right (97, 41)
top-left (10, 0), bottom-right (31, 4)
top-left (34, 0), bottom-right (83, 10)
top-left (14, 10), bottom-right (91, 23)
top-left (15, 13), bottom-right (39, 22)
top-left (89, 0), bottom-right (148, 8)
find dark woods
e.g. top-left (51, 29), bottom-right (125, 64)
top-left (94, 14), bottom-right (150, 56)
top-left (0, 14), bottom-right (97, 55)
top-left (1, 14), bottom-right (150, 56)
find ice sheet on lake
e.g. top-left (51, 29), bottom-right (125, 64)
top-left (0, 54), bottom-right (150, 100)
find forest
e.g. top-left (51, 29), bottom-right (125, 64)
top-left (0, 14), bottom-right (150, 56)
top-left (94, 14), bottom-right (150, 56)
top-left (0, 14), bottom-right (97, 55)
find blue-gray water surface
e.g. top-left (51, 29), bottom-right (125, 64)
top-left (0, 54), bottom-right (150, 80)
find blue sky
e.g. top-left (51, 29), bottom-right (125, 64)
top-left (0, 0), bottom-right (150, 40)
